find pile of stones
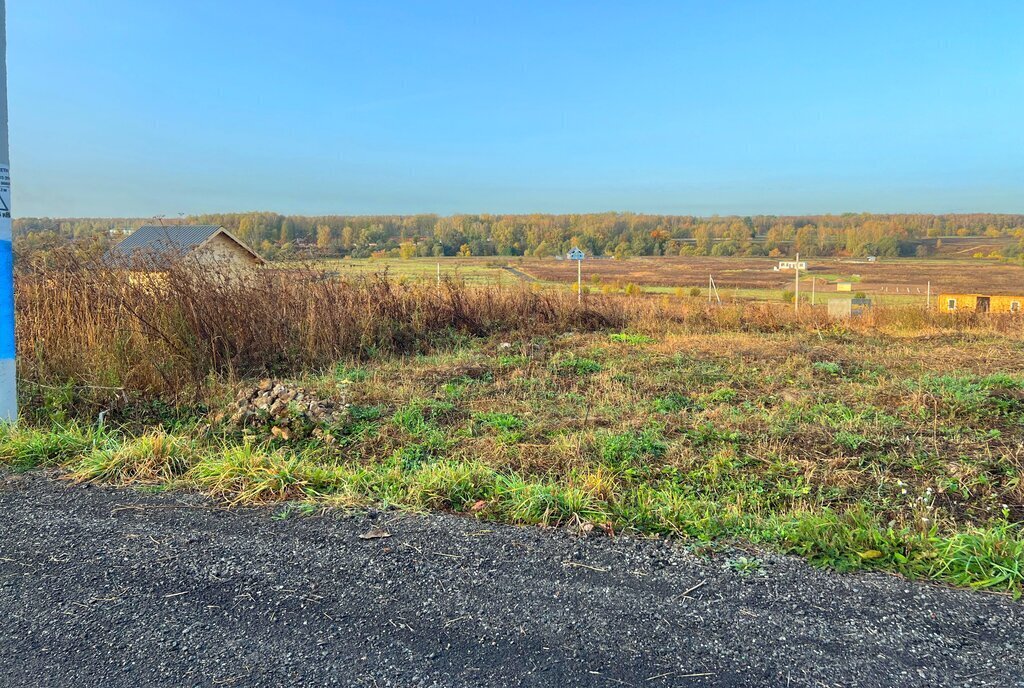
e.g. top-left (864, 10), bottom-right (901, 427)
top-left (213, 379), bottom-right (349, 441)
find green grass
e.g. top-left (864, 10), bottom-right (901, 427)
top-left (609, 332), bottom-right (656, 345)
top-left (4, 422), bottom-right (1019, 594)
top-left (6, 328), bottom-right (1024, 595)
top-left (288, 257), bottom-right (515, 286)
top-left (551, 354), bottom-right (602, 376)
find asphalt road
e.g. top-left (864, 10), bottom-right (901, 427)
top-left (1, 470), bottom-right (1021, 688)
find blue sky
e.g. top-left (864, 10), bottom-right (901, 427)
top-left (10, 1), bottom-right (1024, 217)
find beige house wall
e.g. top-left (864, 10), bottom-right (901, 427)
top-left (191, 232), bottom-right (262, 271)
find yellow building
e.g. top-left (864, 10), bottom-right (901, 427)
top-left (938, 293), bottom-right (1023, 313)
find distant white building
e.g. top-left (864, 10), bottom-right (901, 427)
top-left (774, 260), bottom-right (807, 272)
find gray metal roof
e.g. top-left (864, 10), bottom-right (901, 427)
top-left (111, 225), bottom-right (224, 258)
top-left (104, 224), bottom-right (265, 269)
top-left (105, 224), bottom-right (256, 268)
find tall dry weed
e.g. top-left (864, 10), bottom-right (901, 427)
top-left (16, 253), bottom-right (1022, 404)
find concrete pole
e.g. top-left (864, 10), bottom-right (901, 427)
top-left (576, 258), bottom-right (581, 304)
top-left (794, 253), bottom-right (800, 313)
top-left (811, 276), bottom-right (816, 306)
top-left (0, 0), bottom-right (15, 422)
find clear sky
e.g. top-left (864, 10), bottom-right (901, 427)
top-left (9, 1), bottom-right (1024, 217)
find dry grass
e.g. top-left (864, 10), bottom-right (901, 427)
top-left (16, 255), bottom-right (627, 401)
top-left (15, 253), bottom-right (1022, 413)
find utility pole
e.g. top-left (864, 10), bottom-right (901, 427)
top-left (567, 247), bottom-right (585, 304)
top-left (577, 257), bottom-right (581, 305)
top-left (794, 253), bottom-right (800, 313)
top-left (811, 276), bottom-right (816, 306)
top-left (0, 0), bottom-right (15, 422)
top-left (708, 275), bottom-right (721, 305)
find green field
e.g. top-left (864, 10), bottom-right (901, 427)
top-left (282, 257), bottom-right (938, 307)
top-left (291, 257), bottom-right (515, 286)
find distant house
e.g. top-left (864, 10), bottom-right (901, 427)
top-left (106, 225), bottom-right (264, 272)
top-left (938, 293), bottom-right (1023, 314)
top-left (773, 260), bottom-right (807, 272)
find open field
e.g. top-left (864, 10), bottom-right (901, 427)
top-left (7, 260), bottom-right (1024, 595)
top-left (518, 256), bottom-right (1024, 297)
top-left (291, 257), bottom-right (515, 286)
top-left (292, 256), bottom-right (1024, 305)
top-left (929, 234), bottom-right (1022, 258)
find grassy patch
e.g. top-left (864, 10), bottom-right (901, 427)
top-left (473, 412), bottom-right (526, 444)
top-left (609, 332), bottom-right (655, 345)
top-left (7, 327), bottom-right (1024, 596)
top-left (654, 392), bottom-right (693, 413)
top-left (0, 423), bottom-right (98, 471)
top-left (552, 354), bottom-right (602, 376)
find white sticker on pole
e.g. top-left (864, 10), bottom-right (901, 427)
top-left (0, 164), bottom-right (9, 241)
top-left (0, 161), bottom-right (13, 370)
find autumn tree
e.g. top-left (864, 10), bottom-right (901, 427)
top-left (17, 211), bottom-right (1024, 260)
top-left (340, 226), bottom-right (355, 250)
top-left (280, 218), bottom-right (297, 244)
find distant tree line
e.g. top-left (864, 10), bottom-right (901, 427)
top-left (13, 212), bottom-right (1024, 262)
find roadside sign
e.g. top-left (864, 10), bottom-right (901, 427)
top-left (567, 247), bottom-right (585, 261)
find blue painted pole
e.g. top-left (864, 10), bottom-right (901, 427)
top-left (0, 0), bottom-right (16, 422)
